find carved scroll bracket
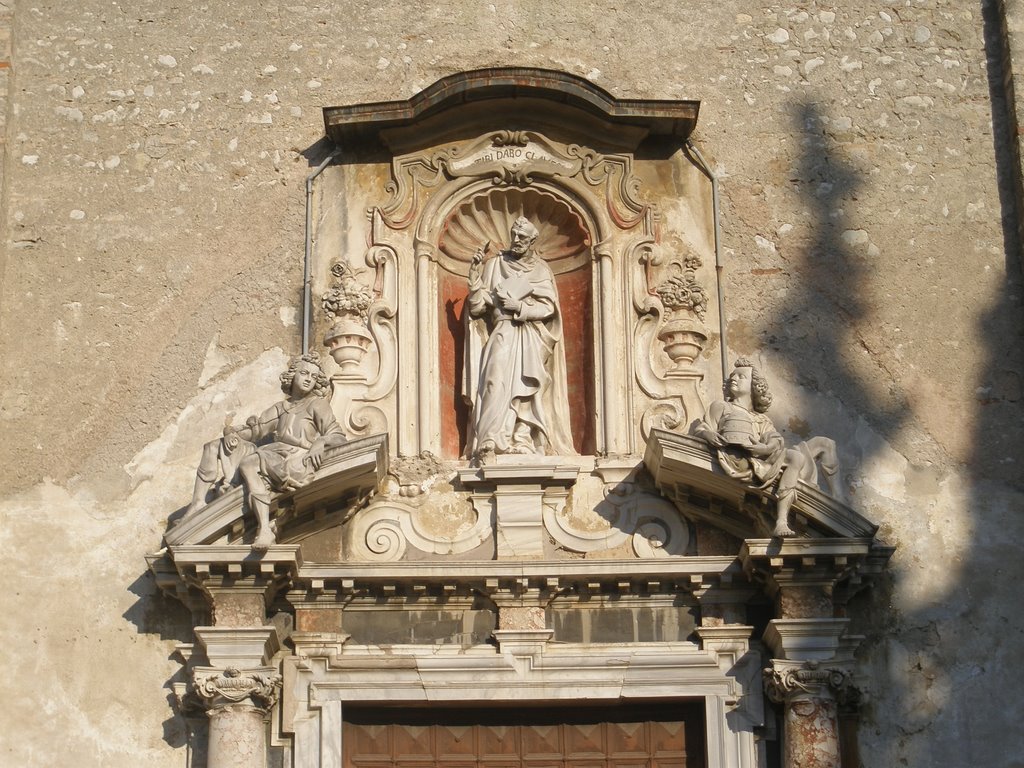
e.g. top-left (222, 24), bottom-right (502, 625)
top-left (348, 496), bottom-right (493, 561)
top-left (543, 472), bottom-right (690, 558)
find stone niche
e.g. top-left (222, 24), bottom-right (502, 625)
top-left (312, 67), bottom-right (717, 463)
top-left (151, 68), bottom-right (892, 768)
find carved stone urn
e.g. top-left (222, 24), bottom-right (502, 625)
top-left (657, 314), bottom-right (707, 371)
top-left (654, 255), bottom-right (709, 372)
top-left (323, 318), bottom-right (373, 371)
top-left (321, 260), bottom-right (376, 372)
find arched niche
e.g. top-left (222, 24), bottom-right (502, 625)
top-left (319, 71), bottom-right (716, 462)
top-left (414, 176), bottom-right (607, 459)
top-left (434, 185), bottom-right (596, 458)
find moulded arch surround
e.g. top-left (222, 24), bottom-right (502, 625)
top-left (409, 173), bottom-right (644, 458)
top-left (417, 176), bottom-right (604, 458)
top-left (413, 176), bottom-right (611, 261)
top-left (438, 187), bottom-right (591, 277)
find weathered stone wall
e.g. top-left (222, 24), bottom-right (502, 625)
top-left (1, 2), bottom-right (1021, 766)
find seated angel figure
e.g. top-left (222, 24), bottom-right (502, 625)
top-left (181, 352), bottom-right (347, 550)
top-left (694, 357), bottom-right (841, 537)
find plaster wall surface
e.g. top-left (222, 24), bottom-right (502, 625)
top-left (0, 2), bottom-right (1021, 767)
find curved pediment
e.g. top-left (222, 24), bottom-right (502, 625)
top-left (643, 428), bottom-right (879, 540)
top-left (323, 67), bottom-right (700, 151)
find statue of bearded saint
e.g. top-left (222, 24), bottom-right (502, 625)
top-left (463, 216), bottom-right (575, 465)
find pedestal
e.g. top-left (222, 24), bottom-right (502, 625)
top-left (458, 461), bottom-right (578, 558)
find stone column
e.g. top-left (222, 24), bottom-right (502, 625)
top-left (193, 619), bottom-right (282, 768)
top-left (740, 539), bottom-right (878, 768)
top-left (764, 660), bottom-right (853, 768)
top-left (194, 667), bottom-right (282, 768)
top-left (761, 617), bottom-right (855, 768)
top-left (167, 545), bottom-right (298, 768)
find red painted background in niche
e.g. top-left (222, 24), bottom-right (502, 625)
top-left (439, 265), bottom-right (596, 458)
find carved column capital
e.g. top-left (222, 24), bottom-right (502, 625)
top-left (193, 666), bottom-right (282, 714)
top-left (763, 660), bottom-right (855, 704)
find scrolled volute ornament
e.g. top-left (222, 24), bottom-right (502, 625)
top-left (193, 667), bottom-right (282, 712)
top-left (763, 661), bottom-right (852, 704)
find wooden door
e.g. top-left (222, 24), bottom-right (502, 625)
top-left (343, 703), bottom-right (703, 768)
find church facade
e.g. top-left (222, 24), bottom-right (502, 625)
top-left (1, 4), bottom-right (1021, 768)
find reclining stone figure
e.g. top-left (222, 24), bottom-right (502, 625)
top-left (694, 357), bottom-right (843, 537)
top-left (179, 352), bottom-right (347, 550)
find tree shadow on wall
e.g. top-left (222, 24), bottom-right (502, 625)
top-left (753, 101), bottom-right (907, 766)
top-left (764, 68), bottom-right (1024, 763)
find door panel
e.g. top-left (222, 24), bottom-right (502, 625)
top-left (342, 703), bottom-right (703, 768)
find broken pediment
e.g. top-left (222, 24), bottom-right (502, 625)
top-left (156, 67), bottom-right (892, 564)
top-left (644, 429), bottom-right (880, 541)
top-left (164, 434), bottom-right (388, 548)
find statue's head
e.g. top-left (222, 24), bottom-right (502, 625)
top-left (726, 357), bottom-right (773, 412)
top-left (280, 352), bottom-right (331, 398)
top-left (509, 217), bottom-right (539, 256)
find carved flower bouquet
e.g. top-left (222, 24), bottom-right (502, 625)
top-left (654, 254), bottom-right (708, 371)
top-left (322, 261), bottom-right (375, 372)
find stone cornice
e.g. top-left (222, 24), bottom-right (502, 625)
top-left (289, 556), bottom-right (746, 601)
top-left (322, 67), bottom-right (701, 148)
top-left (740, 538), bottom-right (894, 600)
top-left (148, 545), bottom-right (302, 613)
